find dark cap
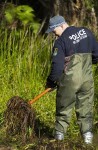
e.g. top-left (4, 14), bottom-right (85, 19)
top-left (46, 15), bottom-right (66, 33)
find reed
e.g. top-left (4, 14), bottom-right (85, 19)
top-left (0, 28), bottom-right (55, 125)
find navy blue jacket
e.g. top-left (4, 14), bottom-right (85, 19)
top-left (47, 26), bottom-right (98, 84)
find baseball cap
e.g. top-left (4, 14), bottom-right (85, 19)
top-left (46, 15), bottom-right (66, 33)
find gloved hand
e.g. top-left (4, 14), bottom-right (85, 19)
top-left (45, 78), bottom-right (57, 90)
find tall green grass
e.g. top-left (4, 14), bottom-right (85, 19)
top-left (0, 28), bottom-right (56, 128)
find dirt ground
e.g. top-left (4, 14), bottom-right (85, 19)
top-left (0, 126), bottom-right (98, 150)
top-left (0, 137), bottom-right (97, 150)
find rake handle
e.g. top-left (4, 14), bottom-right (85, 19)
top-left (28, 88), bottom-right (51, 105)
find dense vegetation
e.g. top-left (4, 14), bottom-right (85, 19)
top-left (0, 0), bottom-right (98, 149)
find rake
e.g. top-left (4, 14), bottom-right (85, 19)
top-left (4, 88), bottom-right (51, 143)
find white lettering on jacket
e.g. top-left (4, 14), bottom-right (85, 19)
top-left (69, 29), bottom-right (87, 44)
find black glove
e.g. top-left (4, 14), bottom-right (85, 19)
top-left (45, 78), bottom-right (57, 89)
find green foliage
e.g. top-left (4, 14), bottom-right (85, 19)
top-left (92, 0), bottom-right (98, 16)
top-left (16, 5), bottom-right (35, 25)
top-left (1, 3), bottom-right (40, 34)
top-left (5, 4), bottom-right (16, 23)
top-left (84, 0), bottom-right (94, 10)
top-left (93, 65), bottom-right (98, 131)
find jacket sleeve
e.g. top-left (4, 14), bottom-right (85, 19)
top-left (47, 39), bottom-right (65, 83)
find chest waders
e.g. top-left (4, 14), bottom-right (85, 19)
top-left (55, 53), bottom-right (94, 135)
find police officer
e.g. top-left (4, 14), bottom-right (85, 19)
top-left (45, 15), bottom-right (98, 144)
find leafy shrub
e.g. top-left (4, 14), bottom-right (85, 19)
top-left (0, 3), bottom-right (40, 34)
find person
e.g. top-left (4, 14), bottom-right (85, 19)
top-left (45, 15), bottom-right (98, 144)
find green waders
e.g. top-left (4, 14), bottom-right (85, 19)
top-left (55, 54), bottom-right (94, 135)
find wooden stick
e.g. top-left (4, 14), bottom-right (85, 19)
top-left (28, 88), bottom-right (51, 105)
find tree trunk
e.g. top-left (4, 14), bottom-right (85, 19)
top-left (39, 0), bottom-right (98, 33)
